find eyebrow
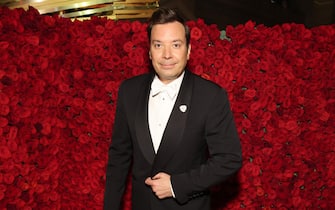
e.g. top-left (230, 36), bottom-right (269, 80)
top-left (151, 39), bottom-right (184, 43)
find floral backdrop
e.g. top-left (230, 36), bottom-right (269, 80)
top-left (0, 6), bottom-right (334, 210)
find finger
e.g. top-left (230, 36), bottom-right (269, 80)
top-left (152, 172), bottom-right (165, 179)
top-left (145, 177), bottom-right (153, 185)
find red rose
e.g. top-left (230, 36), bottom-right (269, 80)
top-left (84, 88), bottom-right (95, 99)
top-left (94, 192), bottom-right (104, 203)
top-left (205, 46), bottom-right (216, 58)
top-left (242, 118), bottom-right (252, 129)
top-left (0, 145), bottom-right (11, 159)
top-left (256, 186), bottom-right (265, 197)
top-left (41, 121), bottom-right (51, 135)
top-left (49, 191), bottom-right (59, 201)
top-left (17, 107), bottom-right (32, 119)
top-left (0, 92), bottom-right (9, 105)
top-left (123, 41), bottom-right (134, 53)
top-left (243, 162), bottom-right (261, 176)
top-left (4, 173), bottom-right (15, 185)
top-left (0, 41), bottom-right (9, 50)
top-left (213, 59), bottom-right (223, 68)
top-left (104, 54), bottom-right (121, 69)
top-left (121, 21), bottom-right (131, 33)
top-left (131, 20), bottom-right (142, 32)
top-left (191, 27), bottom-right (202, 41)
top-left (73, 69), bottom-right (84, 80)
top-left (0, 191), bottom-right (4, 201)
top-left (25, 35), bottom-right (40, 46)
top-left (285, 120), bottom-right (298, 131)
top-left (250, 101), bottom-right (262, 111)
top-left (244, 89), bottom-right (257, 98)
top-left (132, 31), bottom-right (148, 45)
top-left (94, 100), bottom-right (107, 112)
top-left (105, 81), bottom-right (119, 93)
top-left (0, 105), bottom-right (9, 116)
top-left (72, 98), bottom-right (85, 108)
top-left (0, 116), bottom-right (8, 127)
top-left (95, 25), bottom-right (105, 34)
top-left (319, 111), bottom-right (330, 122)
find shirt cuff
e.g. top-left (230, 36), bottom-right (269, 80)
top-left (170, 180), bottom-right (176, 198)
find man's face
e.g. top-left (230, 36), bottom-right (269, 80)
top-left (149, 21), bottom-right (191, 84)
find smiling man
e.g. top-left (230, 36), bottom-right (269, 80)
top-left (148, 20), bottom-right (191, 84)
top-left (103, 8), bottom-right (242, 210)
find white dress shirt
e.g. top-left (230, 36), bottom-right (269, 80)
top-left (148, 72), bottom-right (184, 153)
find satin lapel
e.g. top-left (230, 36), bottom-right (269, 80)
top-left (135, 73), bottom-right (155, 165)
top-left (151, 70), bottom-right (194, 175)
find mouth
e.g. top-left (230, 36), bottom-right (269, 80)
top-left (160, 63), bottom-right (176, 69)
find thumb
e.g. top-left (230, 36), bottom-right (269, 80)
top-left (152, 172), bottom-right (163, 180)
top-left (145, 177), bottom-right (153, 185)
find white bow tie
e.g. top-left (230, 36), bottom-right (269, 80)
top-left (151, 83), bottom-right (177, 99)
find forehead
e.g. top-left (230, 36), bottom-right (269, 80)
top-left (151, 21), bottom-right (186, 41)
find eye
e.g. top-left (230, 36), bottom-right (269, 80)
top-left (173, 43), bottom-right (181, 48)
top-left (153, 43), bottom-right (161, 48)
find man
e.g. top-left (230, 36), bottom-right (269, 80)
top-left (104, 8), bottom-right (242, 210)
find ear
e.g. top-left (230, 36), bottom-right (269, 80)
top-left (187, 44), bottom-right (191, 60)
top-left (149, 51), bottom-right (152, 59)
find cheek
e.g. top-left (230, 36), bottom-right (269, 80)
top-left (149, 52), bottom-right (159, 60)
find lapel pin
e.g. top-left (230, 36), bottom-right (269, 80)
top-left (179, 105), bottom-right (187, 113)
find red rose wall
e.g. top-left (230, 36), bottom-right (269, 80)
top-left (0, 6), bottom-right (335, 210)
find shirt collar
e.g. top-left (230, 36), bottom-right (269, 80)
top-left (150, 71), bottom-right (185, 99)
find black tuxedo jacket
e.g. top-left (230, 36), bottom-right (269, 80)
top-left (104, 69), bottom-right (242, 210)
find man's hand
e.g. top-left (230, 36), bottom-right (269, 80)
top-left (145, 172), bottom-right (173, 199)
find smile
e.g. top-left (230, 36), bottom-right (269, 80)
top-left (160, 63), bottom-right (176, 68)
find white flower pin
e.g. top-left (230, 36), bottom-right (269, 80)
top-left (179, 105), bottom-right (187, 113)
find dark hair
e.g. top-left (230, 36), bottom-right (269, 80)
top-left (147, 8), bottom-right (190, 47)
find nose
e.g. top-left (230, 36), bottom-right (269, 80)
top-left (162, 47), bottom-right (172, 59)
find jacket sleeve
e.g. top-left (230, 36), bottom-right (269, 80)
top-left (103, 83), bottom-right (133, 210)
top-left (171, 88), bottom-right (242, 204)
